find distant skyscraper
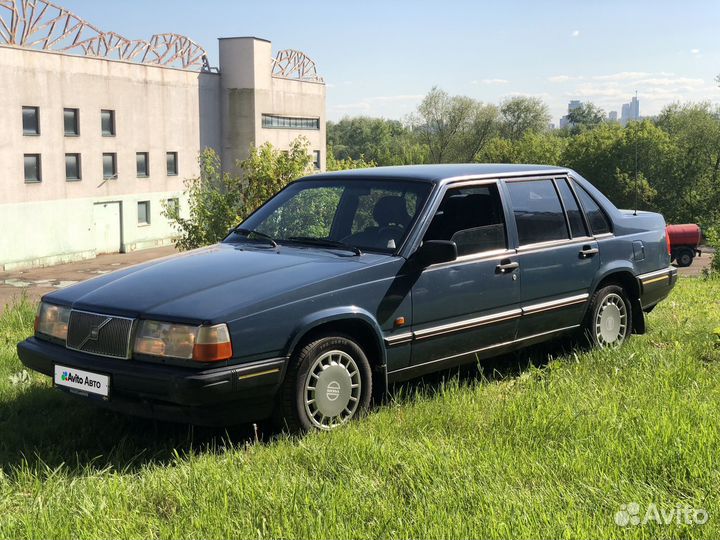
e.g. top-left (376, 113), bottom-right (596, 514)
top-left (560, 100), bottom-right (583, 128)
top-left (608, 110), bottom-right (618, 122)
top-left (620, 96), bottom-right (640, 125)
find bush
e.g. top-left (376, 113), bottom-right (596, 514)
top-left (165, 138), bottom-right (313, 250)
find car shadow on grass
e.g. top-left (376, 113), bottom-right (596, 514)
top-left (0, 385), bottom-right (260, 476)
top-left (386, 336), bottom-right (580, 401)
top-left (0, 337), bottom-right (582, 477)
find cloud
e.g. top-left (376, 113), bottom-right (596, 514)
top-left (571, 30), bottom-right (580, 37)
top-left (691, 48), bottom-right (700, 54)
top-left (472, 78), bottom-right (510, 85)
top-left (591, 71), bottom-right (652, 81)
top-left (548, 75), bottom-right (584, 82)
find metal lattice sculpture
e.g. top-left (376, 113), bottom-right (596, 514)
top-left (271, 49), bottom-right (323, 83)
top-left (0, 0), bottom-right (210, 71)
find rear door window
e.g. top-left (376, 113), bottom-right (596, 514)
top-left (506, 179), bottom-right (569, 245)
top-left (556, 178), bottom-right (588, 238)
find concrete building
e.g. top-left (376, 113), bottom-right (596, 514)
top-left (0, 1), bottom-right (325, 271)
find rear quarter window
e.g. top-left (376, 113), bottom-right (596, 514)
top-left (573, 182), bottom-right (612, 235)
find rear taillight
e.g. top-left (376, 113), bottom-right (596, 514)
top-left (665, 227), bottom-right (671, 255)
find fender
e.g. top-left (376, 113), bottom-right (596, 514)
top-left (590, 259), bottom-right (639, 294)
top-left (284, 306), bottom-right (387, 368)
top-left (588, 260), bottom-right (645, 334)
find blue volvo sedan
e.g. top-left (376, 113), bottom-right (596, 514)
top-left (18, 164), bottom-right (677, 431)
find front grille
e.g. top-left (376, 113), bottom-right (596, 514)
top-left (67, 310), bottom-right (134, 359)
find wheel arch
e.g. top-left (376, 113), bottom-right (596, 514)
top-left (589, 267), bottom-right (645, 334)
top-left (285, 308), bottom-right (387, 375)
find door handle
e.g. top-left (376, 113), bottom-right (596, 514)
top-left (496, 259), bottom-right (519, 274)
top-left (579, 246), bottom-right (599, 258)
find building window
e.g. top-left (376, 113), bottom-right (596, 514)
top-left (65, 153), bottom-right (81, 181)
top-left (137, 201), bottom-right (150, 225)
top-left (261, 114), bottom-right (320, 130)
top-left (166, 197), bottom-right (179, 216)
top-left (101, 109), bottom-right (115, 136)
top-left (166, 152), bottom-right (178, 176)
top-left (136, 152), bottom-right (149, 177)
top-left (22, 106), bottom-right (39, 135)
top-left (24, 154), bottom-right (41, 183)
top-left (313, 150), bottom-right (321, 169)
top-left (64, 108), bottom-right (79, 136)
top-left (103, 153), bottom-right (117, 179)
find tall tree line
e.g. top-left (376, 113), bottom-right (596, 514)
top-left (328, 89), bottom-right (720, 228)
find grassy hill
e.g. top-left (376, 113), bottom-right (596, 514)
top-left (1, 277), bottom-right (719, 539)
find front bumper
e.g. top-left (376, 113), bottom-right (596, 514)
top-left (638, 266), bottom-right (678, 310)
top-left (17, 337), bottom-right (288, 426)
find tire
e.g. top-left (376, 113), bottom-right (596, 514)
top-left (676, 248), bottom-right (694, 268)
top-left (584, 285), bottom-right (633, 348)
top-left (274, 334), bottom-right (372, 433)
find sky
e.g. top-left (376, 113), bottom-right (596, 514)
top-left (58, 0), bottom-right (720, 125)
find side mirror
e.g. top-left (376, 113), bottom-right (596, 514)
top-left (413, 240), bottom-right (458, 267)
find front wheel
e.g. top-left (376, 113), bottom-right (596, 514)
top-left (584, 285), bottom-right (632, 348)
top-left (274, 335), bottom-right (372, 432)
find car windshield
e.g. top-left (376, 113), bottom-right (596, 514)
top-left (225, 178), bottom-right (433, 253)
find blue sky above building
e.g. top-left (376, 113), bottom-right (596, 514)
top-left (59, 0), bottom-right (720, 124)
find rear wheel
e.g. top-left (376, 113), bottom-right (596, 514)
top-left (275, 335), bottom-right (372, 432)
top-left (584, 285), bottom-right (632, 348)
top-left (676, 248), bottom-right (694, 267)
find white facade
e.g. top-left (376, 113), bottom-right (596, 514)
top-left (0, 37), bottom-right (325, 271)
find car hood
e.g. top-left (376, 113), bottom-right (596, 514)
top-left (45, 243), bottom-right (397, 323)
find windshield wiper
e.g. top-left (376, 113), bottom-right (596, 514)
top-left (233, 228), bottom-right (278, 248)
top-left (287, 236), bottom-right (362, 256)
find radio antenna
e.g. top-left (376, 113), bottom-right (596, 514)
top-left (633, 90), bottom-right (639, 216)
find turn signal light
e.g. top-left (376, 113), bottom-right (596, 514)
top-left (192, 324), bottom-right (233, 362)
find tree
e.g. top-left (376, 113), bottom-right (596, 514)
top-left (655, 102), bottom-right (720, 225)
top-left (561, 121), bottom-right (668, 210)
top-left (327, 116), bottom-right (427, 165)
top-left (326, 148), bottom-right (376, 171)
top-left (163, 147), bottom-right (242, 251)
top-left (166, 138), bottom-right (313, 250)
top-left (499, 96), bottom-right (550, 140)
top-left (239, 137), bottom-right (313, 221)
top-left (566, 102), bottom-right (605, 133)
top-left (478, 131), bottom-right (567, 165)
top-left (409, 87), bottom-right (500, 163)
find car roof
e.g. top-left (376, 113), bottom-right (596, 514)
top-left (301, 164), bottom-right (570, 183)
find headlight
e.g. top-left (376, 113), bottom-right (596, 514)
top-left (133, 320), bottom-right (232, 362)
top-left (35, 303), bottom-right (71, 342)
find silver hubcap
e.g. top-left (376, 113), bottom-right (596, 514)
top-left (304, 350), bottom-right (361, 430)
top-left (595, 293), bottom-right (628, 347)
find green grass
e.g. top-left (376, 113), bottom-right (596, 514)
top-left (1, 279), bottom-right (720, 539)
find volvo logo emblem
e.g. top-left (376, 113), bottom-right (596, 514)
top-left (77, 317), bottom-right (112, 349)
top-left (326, 380), bottom-right (341, 402)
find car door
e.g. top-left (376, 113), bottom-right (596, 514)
top-left (408, 181), bottom-right (521, 374)
top-left (504, 177), bottom-right (600, 338)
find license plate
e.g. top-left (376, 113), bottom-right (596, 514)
top-left (54, 365), bottom-right (110, 398)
